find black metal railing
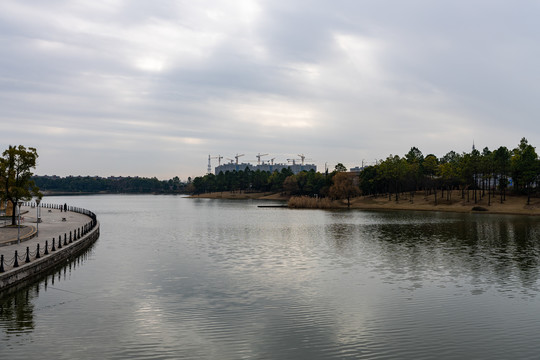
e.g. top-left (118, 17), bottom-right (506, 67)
top-left (0, 203), bottom-right (99, 273)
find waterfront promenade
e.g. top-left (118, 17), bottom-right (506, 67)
top-left (0, 205), bottom-right (98, 279)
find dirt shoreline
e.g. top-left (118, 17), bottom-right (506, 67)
top-left (190, 191), bottom-right (540, 216)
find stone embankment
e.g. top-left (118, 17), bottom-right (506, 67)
top-left (0, 203), bottom-right (99, 292)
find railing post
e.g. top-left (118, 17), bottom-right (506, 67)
top-left (0, 255), bottom-right (4, 273)
top-left (64, 233), bottom-right (67, 246)
top-left (25, 247), bottom-right (31, 263)
top-left (69, 231), bottom-right (72, 243)
top-left (45, 240), bottom-right (49, 255)
top-left (36, 243), bottom-right (41, 259)
top-left (14, 251), bottom-right (19, 268)
top-left (58, 236), bottom-right (62, 249)
top-left (51, 238), bottom-right (56, 251)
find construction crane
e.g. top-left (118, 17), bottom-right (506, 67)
top-left (234, 154), bottom-right (245, 164)
top-left (207, 155), bottom-right (224, 174)
top-left (297, 154), bottom-right (313, 165)
top-left (287, 158), bottom-right (298, 165)
top-left (256, 153), bottom-right (269, 165)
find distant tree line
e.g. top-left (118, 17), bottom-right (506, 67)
top-left (33, 175), bottom-right (187, 194)
top-left (192, 168), bottom-right (297, 194)
top-left (191, 165), bottom-right (348, 197)
top-left (28, 137), bottom-right (540, 206)
top-left (360, 137), bottom-right (539, 205)
top-left (192, 138), bottom-right (540, 206)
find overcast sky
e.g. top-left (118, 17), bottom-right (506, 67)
top-left (1, 1), bottom-right (539, 180)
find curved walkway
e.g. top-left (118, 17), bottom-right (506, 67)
top-left (0, 223), bottom-right (36, 246)
top-left (0, 206), bottom-right (93, 272)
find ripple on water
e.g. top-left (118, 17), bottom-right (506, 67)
top-left (3, 197), bottom-right (540, 359)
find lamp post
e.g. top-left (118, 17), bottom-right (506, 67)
top-left (36, 198), bottom-right (41, 237)
top-left (17, 200), bottom-right (24, 244)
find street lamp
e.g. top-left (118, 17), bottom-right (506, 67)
top-left (17, 200), bottom-right (24, 244)
top-left (35, 198), bottom-right (41, 237)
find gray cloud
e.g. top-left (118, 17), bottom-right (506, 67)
top-left (1, 0), bottom-right (539, 179)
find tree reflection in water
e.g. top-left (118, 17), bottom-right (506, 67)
top-left (0, 286), bottom-right (36, 335)
top-left (324, 211), bottom-right (540, 297)
top-left (0, 244), bottom-right (95, 338)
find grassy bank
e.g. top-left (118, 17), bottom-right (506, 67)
top-left (191, 191), bottom-right (540, 215)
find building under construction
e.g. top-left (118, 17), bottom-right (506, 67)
top-left (209, 154), bottom-right (316, 175)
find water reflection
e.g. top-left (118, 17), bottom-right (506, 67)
top-left (0, 286), bottom-right (36, 335)
top-left (3, 196), bottom-right (540, 359)
top-left (0, 243), bottom-right (96, 343)
top-left (324, 211), bottom-right (540, 297)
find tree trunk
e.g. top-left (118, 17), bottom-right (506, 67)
top-left (10, 200), bottom-right (18, 226)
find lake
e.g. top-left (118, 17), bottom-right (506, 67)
top-left (2, 194), bottom-right (540, 359)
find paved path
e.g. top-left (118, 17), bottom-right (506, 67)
top-left (0, 206), bottom-right (92, 268)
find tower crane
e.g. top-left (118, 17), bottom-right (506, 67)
top-left (287, 158), bottom-right (298, 165)
top-left (215, 155), bottom-right (223, 166)
top-left (297, 154), bottom-right (312, 165)
top-left (256, 153), bottom-right (269, 165)
top-left (234, 154), bottom-right (245, 165)
top-left (207, 155), bottom-right (224, 174)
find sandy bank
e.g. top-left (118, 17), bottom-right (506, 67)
top-left (344, 192), bottom-right (540, 215)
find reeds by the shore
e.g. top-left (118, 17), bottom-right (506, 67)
top-left (288, 196), bottom-right (336, 209)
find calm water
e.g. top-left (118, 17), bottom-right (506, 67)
top-left (2, 194), bottom-right (540, 359)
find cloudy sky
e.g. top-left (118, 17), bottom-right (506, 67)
top-left (1, 1), bottom-right (539, 180)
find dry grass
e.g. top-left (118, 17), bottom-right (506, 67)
top-left (191, 190), bottom-right (540, 215)
top-left (288, 196), bottom-right (336, 209)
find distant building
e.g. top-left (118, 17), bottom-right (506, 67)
top-left (349, 166), bottom-right (365, 173)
